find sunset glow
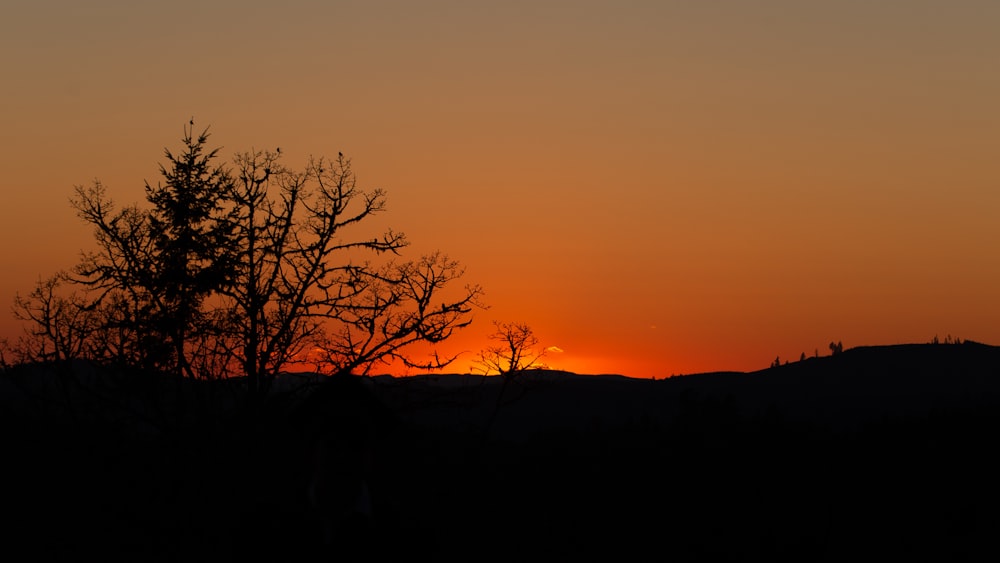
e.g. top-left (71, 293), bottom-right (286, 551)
top-left (2, 1), bottom-right (998, 378)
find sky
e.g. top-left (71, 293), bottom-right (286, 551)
top-left (2, 0), bottom-right (998, 378)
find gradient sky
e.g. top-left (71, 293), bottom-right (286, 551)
top-left (2, 1), bottom-right (998, 378)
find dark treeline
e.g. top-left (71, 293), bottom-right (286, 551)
top-left (3, 341), bottom-right (1000, 562)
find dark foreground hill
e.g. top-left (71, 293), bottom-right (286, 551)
top-left (3, 341), bottom-right (1000, 562)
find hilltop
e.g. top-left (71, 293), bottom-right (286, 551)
top-left (373, 340), bottom-right (1000, 439)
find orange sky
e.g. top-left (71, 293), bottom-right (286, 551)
top-left (2, 1), bottom-right (998, 378)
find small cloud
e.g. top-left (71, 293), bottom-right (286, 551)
top-left (545, 346), bottom-right (564, 353)
top-left (649, 324), bottom-right (657, 330)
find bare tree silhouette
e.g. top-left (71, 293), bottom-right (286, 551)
top-left (475, 320), bottom-right (546, 377)
top-left (6, 123), bottom-right (485, 407)
top-left (474, 321), bottom-right (546, 440)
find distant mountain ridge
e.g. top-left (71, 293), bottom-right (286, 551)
top-left (374, 340), bottom-right (1000, 440)
top-left (4, 341), bottom-right (997, 439)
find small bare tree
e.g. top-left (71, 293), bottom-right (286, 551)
top-left (475, 321), bottom-right (547, 440)
top-left (9, 273), bottom-right (98, 365)
top-left (475, 321), bottom-right (546, 377)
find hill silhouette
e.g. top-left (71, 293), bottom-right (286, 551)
top-left (3, 341), bottom-right (1000, 561)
